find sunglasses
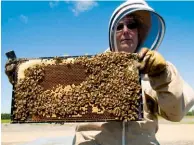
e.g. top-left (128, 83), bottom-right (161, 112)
top-left (116, 21), bottom-right (138, 31)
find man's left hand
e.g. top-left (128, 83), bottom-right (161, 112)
top-left (137, 48), bottom-right (167, 76)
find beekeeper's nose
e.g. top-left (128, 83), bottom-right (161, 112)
top-left (123, 25), bottom-right (130, 34)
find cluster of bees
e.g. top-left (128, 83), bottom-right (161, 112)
top-left (13, 52), bottom-right (142, 122)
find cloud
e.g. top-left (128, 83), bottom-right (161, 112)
top-left (70, 1), bottom-right (98, 16)
top-left (48, 1), bottom-right (97, 15)
top-left (19, 15), bottom-right (28, 24)
top-left (49, 1), bottom-right (59, 8)
top-left (64, 0), bottom-right (70, 3)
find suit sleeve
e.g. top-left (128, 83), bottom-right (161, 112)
top-left (148, 61), bottom-right (194, 122)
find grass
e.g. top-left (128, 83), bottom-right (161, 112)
top-left (186, 122), bottom-right (194, 124)
top-left (184, 115), bottom-right (194, 118)
top-left (1, 119), bottom-right (11, 123)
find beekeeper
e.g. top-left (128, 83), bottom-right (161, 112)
top-left (72, 0), bottom-right (194, 145)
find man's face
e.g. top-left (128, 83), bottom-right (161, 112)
top-left (116, 15), bottom-right (138, 53)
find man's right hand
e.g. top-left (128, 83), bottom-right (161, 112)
top-left (5, 60), bottom-right (17, 84)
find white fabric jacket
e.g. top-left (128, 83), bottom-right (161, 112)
top-left (73, 61), bottom-right (194, 145)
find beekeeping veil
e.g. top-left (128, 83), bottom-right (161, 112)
top-left (108, 0), bottom-right (166, 52)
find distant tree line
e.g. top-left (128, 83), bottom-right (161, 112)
top-left (1, 113), bottom-right (11, 119)
top-left (186, 110), bottom-right (194, 116)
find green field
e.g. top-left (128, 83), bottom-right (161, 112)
top-left (1, 119), bottom-right (11, 123)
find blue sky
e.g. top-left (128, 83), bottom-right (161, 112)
top-left (1, 1), bottom-right (194, 113)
